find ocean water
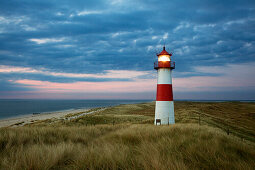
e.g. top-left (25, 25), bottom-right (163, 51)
top-left (0, 99), bottom-right (152, 119)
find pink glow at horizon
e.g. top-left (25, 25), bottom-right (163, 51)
top-left (3, 62), bottom-right (255, 99)
top-left (10, 61), bottom-right (255, 95)
top-left (12, 79), bottom-right (157, 93)
top-left (174, 62), bottom-right (255, 91)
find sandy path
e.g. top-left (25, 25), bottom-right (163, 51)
top-left (0, 108), bottom-right (90, 128)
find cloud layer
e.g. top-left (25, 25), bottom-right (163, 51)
top-left (0, 0), bottom-right (255, 99)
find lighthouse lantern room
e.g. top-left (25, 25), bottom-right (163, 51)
top-left (154, 46), bottom-right (175, 125)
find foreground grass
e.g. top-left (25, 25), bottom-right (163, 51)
top-left (1, 101), bottom-right (255, 169)
top-left (1, 124), bottom-right (255, 169)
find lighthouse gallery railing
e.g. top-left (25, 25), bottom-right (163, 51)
top-left (154, 61), bottom-right (175, 69)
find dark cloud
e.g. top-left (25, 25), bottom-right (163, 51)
top-left (0, 0), bottom-right (255, 98)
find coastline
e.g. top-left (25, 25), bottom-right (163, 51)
top-left (0, 108), bottom-right (91, 128)
top-left (0, 99), bottom-right (152, 122)
top-left (0, 100), bottom-right (152, 128)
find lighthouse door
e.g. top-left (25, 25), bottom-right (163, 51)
top-left (156, 119), bottom-right (161, 125)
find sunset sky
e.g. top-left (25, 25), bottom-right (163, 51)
top-left (0, 0), bottom-right (255, 100)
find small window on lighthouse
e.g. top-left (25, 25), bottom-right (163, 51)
top-left (158, 55), bottom-right (170, 62)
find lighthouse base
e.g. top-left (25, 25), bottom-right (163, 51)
top-left (154, 101), bottom-right (175, 125)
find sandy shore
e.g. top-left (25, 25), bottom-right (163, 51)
top-left (0, 108), bottom-right (90, 128)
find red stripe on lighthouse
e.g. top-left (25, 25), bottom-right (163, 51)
top-left (156, 84), bottom-right (173, 101)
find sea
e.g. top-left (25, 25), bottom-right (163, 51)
top-left (0, 99), bottom-right (152, 119)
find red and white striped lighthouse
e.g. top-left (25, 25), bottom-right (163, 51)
top-left (154, 46), bottom-right (175, 125)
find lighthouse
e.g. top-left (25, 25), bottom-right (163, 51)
top-left (154, 46), bottom-right (175, 125)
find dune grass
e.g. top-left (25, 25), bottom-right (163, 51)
top-left (1, 124), bottom-right (255, 170)
top-left (1, 101), bottom-right (255, 169)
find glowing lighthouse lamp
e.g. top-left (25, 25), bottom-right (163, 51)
top-left (154, 46), bottom-right (175, 125)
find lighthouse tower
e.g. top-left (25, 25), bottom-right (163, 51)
top-left (154, 46), bottom-right (175, 125)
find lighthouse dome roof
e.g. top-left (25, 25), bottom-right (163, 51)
top-left (157, 46), bottom-right (171, 56)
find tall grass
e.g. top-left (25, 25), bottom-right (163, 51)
top-left (0, 124), bottom-right (255, 169)
top-left (1, 102), bottom-right (255, 169)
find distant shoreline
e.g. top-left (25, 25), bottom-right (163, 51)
top-left (0, 108), bottom-right (91, 128)
top-left (0, 99), bottom-right (153, 120)
top-left (0, 107), bottom-right (88, 120)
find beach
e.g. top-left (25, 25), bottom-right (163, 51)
top-left (0, 108), bottom-right (90, 128)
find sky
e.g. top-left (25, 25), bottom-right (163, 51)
top-left (0, 0), bottom-right (255, 100)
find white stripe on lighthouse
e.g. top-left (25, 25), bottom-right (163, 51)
top-left (155, 101), bottom-right (175, 124)
top-left (157, 68), bottom-right (172, 84)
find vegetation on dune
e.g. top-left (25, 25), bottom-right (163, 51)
top-left (64, 107), bottom-right (103, 118)
top-left (1, 101), bottom-right (255, 169)
top-left (0, 124), bottom-right (255, 169)
top-left (28, 102), bottom-right (255, 142)
top-left (174, 102), bottom-right (255, 142)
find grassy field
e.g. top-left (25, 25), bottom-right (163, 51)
top-left (0, 101), bottom-right (255, 169)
